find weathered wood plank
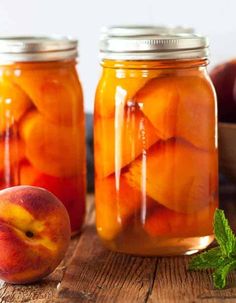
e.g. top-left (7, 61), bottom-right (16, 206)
top-left (148, 256), bottom-right (236, 303)
top-left (57, 224), bottom-right (158, 303)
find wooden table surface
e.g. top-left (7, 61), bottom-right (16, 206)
top-left (1, 188), bottom-right (236, 303)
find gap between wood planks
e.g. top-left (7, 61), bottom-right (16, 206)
top-left (143, 259), bottom-right (158, 303)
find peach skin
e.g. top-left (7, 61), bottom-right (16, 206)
top-left (0, 79), bottom-right (32, 132)
top-left (94, 103), bottom-right (159, 178)
top-left (133, 75), bottom-right (216, 150)
top-left (13, 66), bottom-right (83, 126)
top-left (19, 110), bottom-right (85, 177)
top-left (124, 138), bottom-right (218, 214)
top-left (0, 185), bottom-right (70, 284)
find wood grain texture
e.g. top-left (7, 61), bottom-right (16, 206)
top-left (57, 225), bottom-right (158, 303)
top-left (148, 256), bottom-right (236, 303)
top-left (1, 192), bottom-right (236, 303)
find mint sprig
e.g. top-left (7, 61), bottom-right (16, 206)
top-left (189, 209), bottom-right (236, 289)
top-left (214, 210), bottom-right (236, 257)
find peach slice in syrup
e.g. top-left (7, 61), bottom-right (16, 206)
top-left (124, 138), bottom-right (218, 214)
top-left (144, 203), bottom-right (216, 237)
top-left (13, 67), bottom-right (83, 126)
top-left (0, 79), bottom-right (32, 133)
top-left (0, 139), bottom-right (25, 187)
top-left (133, 75), bottom-right (216, 151)
top-left (95, 74), bottom-right (149, 118)
top-left (94, 103), bottom-right (159, 178)
top-left (0, 139), bottom-right (25, 171)
top-left (95, 174), bottom-right (144, 241)
top-left (20, 111), bottom-right (85, 177)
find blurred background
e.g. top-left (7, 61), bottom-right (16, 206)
top-left (0, 0), bottom-right (235, 113)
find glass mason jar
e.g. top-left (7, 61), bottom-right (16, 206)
top-left (94, 28), bottom-right (218, 256)
top-left (0, 37), bottom-right (86, 234)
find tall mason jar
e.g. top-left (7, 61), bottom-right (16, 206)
top-left (94, 29), bottom-right (218, 256)
top-left (0, 37), bottom-right (86, 234)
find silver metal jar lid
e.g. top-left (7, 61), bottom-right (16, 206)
top-left (0, 36), bottom-right (78, 63)
top-left (100, 26), bottom-right (208, 60)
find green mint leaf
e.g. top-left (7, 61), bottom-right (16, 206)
top-left (213, 260), bottom-right (236, 289)
top-left (188, 209), bottom-right (236, 289)
top-left (214, 209), bottom-right (236, 256)
top-left (189, 247), bottom-right (223, 270)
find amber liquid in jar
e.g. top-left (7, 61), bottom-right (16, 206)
top-left (0, 60), bottom-right (86, 233)
top-left (94, 59), bottom-right (218, 256)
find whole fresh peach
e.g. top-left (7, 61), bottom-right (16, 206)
top-left (210, 59), bottom-right (236, 123)
top-left (0, 185), bottom-right (71, 284)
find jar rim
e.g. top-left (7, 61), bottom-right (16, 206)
top-left (99, 26), bottom-right (209, 60)
top-left (0, 36), bottom-right (78, 62)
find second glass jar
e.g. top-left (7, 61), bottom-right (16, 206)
top-left (94, 30), bottom-right (218, 256)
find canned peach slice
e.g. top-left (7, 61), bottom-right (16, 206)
top-left (20, 111), bottom-right (85, 177)
top-left (13, 67), bottom-right (83, 125)
top-left (134, 77), bottom-right (178, 139)
top-left (95, 75), bottom-right (149, 118)
top-left (133, 76), bottom-right (216, 150)
top-left (144, 203), bottom-right (216, 237)
top-left (19, 161), bottom-right (38, 185)
top-left (96, 175), bottom-right (142, 241)
top-left (0, 79), bottom-right (32, 132)
top-left (94, 104), bottom-right (159, 178)
top-left (0, 139), bottom-right (25, 171)
top-left (124, 139), bottom-right (217, 214)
